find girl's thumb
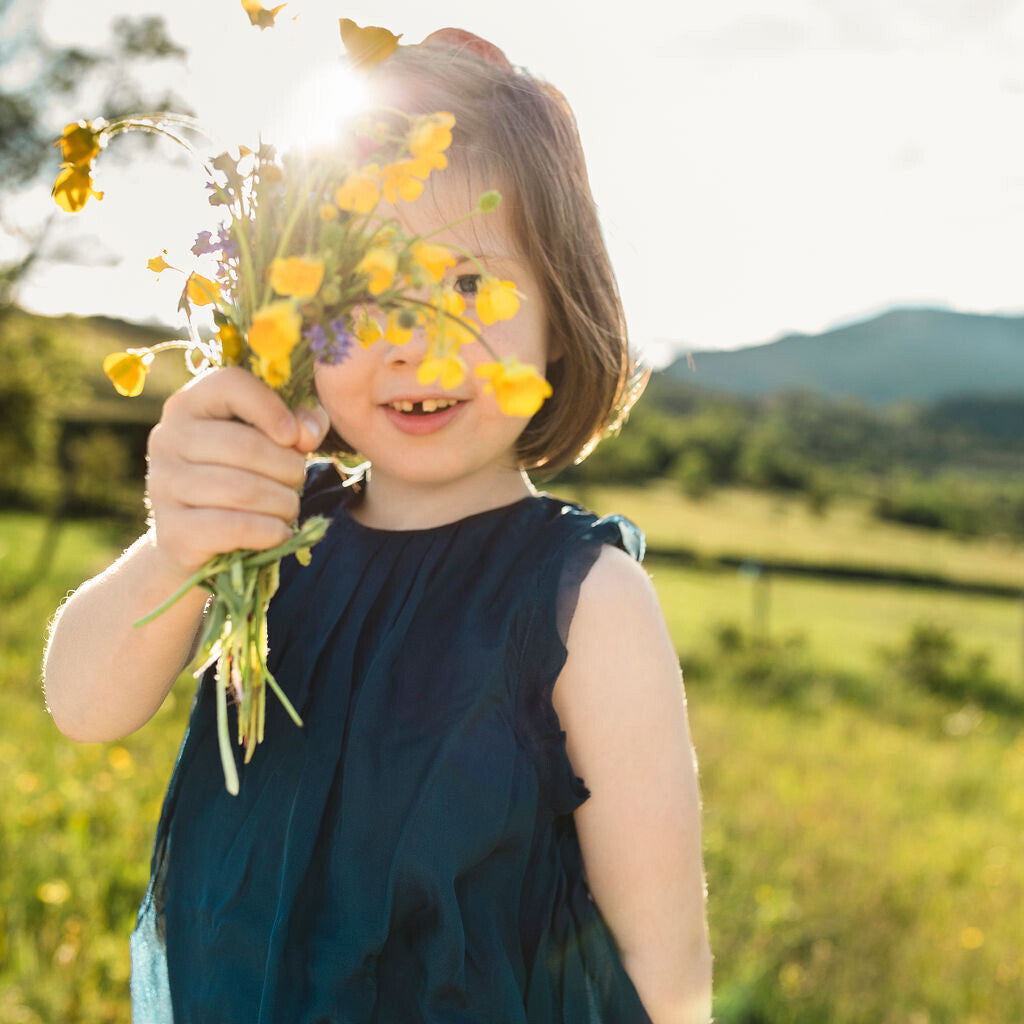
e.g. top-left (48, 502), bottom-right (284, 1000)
top-left (295, 404), bottom-right (331, 453)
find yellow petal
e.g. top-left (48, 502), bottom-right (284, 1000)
top-left (380, 161), bottom-right (424, 204)
top-left (186, 273), bottom-right (221, 307)
top-left (417, 353), bottom-right (466, 389)
top-left (241, 0), bottom-right (286, 29)
top-left (476, 277), bottom-right (520, 325)
top-left (475, 358), bottom-right (551, 417)
top-left (51, 164), bottom-right (103, 213)
top-left (216, 322), bottom-right (244, 364)
top-left (269, 256), bottom-right (324, 299)
top-left (335, 166), bottom-right (380, 214)
top-left (339, 18), bottom-right (401, 68)
top-left (251, 353), bottom-right (291, 388)
top-left (410, 242), bottom-right (456, 283)
top-left (354, 311), bottom-right (383, 348)
top-left (55, 121), bottom-right (103, 167)
top-left (248, 301), bottom-right (301, 361)
top-left (147, 251), bottom-right (172, 274)
top-left (356, 248), bottom-right (397, 295)
top-left (103, 351), bottom-right (150, 397)
top-left (383, 311), bottom-right (414, 346)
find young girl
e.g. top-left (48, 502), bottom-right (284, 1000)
top-left (44, 29), bottom-right (712, 1024)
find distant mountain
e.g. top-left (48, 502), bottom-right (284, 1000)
top-left (663, 308), bottom-right (1024, 404)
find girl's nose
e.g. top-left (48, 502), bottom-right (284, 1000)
top-left (383, 321), bottom-right (430, 366)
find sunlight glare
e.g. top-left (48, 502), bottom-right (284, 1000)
top-left (259, 63), bottom-right (370, 158)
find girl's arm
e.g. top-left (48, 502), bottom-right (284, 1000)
top-left (43, 368), bottom-right (328, 742)
top-left (553, 545), bottom-right (713, 1024)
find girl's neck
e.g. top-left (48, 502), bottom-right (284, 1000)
top-left (347, 465), bottom-right (537, 531)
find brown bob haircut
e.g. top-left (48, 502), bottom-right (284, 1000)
top-left (322, 31), bottom-right (645, 475)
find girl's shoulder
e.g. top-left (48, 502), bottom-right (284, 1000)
top-left (508, 489), bottom-right (646, 817)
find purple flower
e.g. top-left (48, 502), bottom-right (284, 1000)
top-left (319, 320), bottom-right (354, 365)
top-left (191, 231), bottom-right (215, 256)
top-left (303, 323), bottom-right (328, 353)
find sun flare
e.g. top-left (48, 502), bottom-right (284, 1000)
top-left (259, 63), bottom-right (370, 158)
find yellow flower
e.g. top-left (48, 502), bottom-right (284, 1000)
top-left (418, 350), bottom-right (467, 390)
top-left (425, 288), bottom-right (475, 347)
top-left (356, 247), bottom-right (397, 295)
top-left (37, 880), bottom-right (71, 906)
top-left (269, 256), bottom-right (324, 299)
top-left (380, 161), bottom-right (424, 203)
top-left (476, 277), bottom-right (520, 325)
top-left (354, 310), bottom-right (383, 348)
top-left (217, 322), bottom-right (244, 364)
top-left (252, 354), bottom-right (291, 388)
top-left (103, 351), bottom-right (151, 397)
top-left (338, 18), bottom-right (402, 69)
top-left (410, 241), bottom-right (456, 283)
top-left (186, 273), bottom-right (221, 307)
top-left (408, 151), bottom-right (447, 179)
top-left (241, 0), bottom-right (286, 30)
top-left (51, 163), bottom-right (103, 213)
top-left (319, 203), bottom-right (339, 221)
top-left (335, 165), bottom-right (380, 214)
top-left (55, 121), bottom-right (103, 167)
top-left (383, 310), bottom-right (417, 346)
top-left (248, 301), bottom-right (301, 362)
top-left (475, 357), bottom-right (552, 417)
top-left (147, 251), bottom-right (172, 274)
top-left (432, 286), bottom-right (466, 319)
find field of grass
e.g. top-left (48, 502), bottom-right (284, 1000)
top-left (649, 559), bottom-right (1023, 684)
top-left (559, 480), bottom-right (1024, 590)
top-left (2, 496), bottom-right (1023, 1022)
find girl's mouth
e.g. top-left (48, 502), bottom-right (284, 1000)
top-left (382, 398), bottom-right (466, 435)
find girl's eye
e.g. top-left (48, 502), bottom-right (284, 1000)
top-left (453, 274), bottom-right (481, 296)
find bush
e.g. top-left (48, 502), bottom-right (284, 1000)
top-left (880, 621), bottom-right (1023, 716)
top-left (0, 312), bottom-right (83, 509)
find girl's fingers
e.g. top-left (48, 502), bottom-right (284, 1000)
top-left (159, 508), bottom-right (294, 571)
top-left (168, 367), bottom-right (301, 449)
top-left (172, 464), bottom-right (302, 523)
top-left (151, 418), bottom-right (307, 490)
top-left (295, 402), bottom-right (331, 453)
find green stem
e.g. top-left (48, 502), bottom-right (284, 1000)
top-left (132, 561), bottom-right (225, 628)
top-left (216, 657), bottom-right (240, 796)
top-left (260, 164), bottom-right (328, 309)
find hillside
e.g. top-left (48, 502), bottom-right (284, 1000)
top-left (664, 308), bottom-right (1024, 404)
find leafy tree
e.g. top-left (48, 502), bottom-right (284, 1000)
top-left (0, 0), bottom-right (190, 307)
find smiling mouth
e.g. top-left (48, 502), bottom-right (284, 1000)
top-left (385, 398), bottom-right (463, 415)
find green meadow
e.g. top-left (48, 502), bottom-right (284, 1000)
top-left (2, 483), bottom-right (1022, 1022)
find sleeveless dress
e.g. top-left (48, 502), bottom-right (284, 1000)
top-left (130, 461), bottom-right (653, 1024)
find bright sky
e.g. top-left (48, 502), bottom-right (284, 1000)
top-left (10, 0), bottom-right (1024, 360)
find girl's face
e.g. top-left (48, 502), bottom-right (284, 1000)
top-left (314, 176), bottom-right (550, 508)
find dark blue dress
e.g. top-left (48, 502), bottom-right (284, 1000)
top-left (130, 461), bottom-right (653, 1023)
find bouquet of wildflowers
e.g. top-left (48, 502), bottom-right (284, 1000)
top-left (52, 10), bottom-right (552, 794)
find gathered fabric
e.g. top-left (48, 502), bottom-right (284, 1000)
top-left (131, 461), bottom-right (651, 1024)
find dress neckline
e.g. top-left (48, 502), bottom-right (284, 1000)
top-left (337, 492), bottom-right (552, 536)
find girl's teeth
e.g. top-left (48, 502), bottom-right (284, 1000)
top-left (390, 398), bottom-right (458, 413)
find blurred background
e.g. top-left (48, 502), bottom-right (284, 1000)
top-left (1, 1), bottom-right (1022, 1021)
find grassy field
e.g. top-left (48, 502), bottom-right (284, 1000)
top-left (2, 487), bottom-right (1023, 1022)
top-left (649, 559), bottom-right (1023, 683)
top-left (559, 480), bottom-right (1024, 590)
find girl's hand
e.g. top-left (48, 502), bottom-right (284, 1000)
top-left (145, 367), bottom-right (331, 579)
